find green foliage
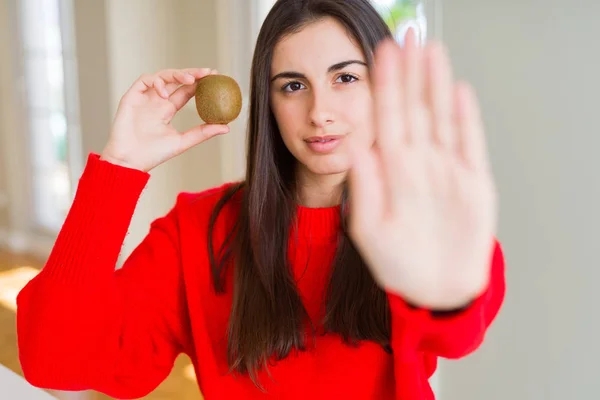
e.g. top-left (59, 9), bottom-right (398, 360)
top-left (374, 1), bottom-right (418, 34)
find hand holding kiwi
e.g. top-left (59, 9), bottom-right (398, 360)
top-left (100, 68), bottom-right (231, 172)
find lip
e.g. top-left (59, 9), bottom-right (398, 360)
top-left (304, 135), bottom-right (344, 154)
top-left (304, 135), bottom-right (344, 143)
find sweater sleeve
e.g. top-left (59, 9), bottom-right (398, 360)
top-left (16, 154), bottom-right (190, 399)
top-left (388, 238), bottom-right (506, 359)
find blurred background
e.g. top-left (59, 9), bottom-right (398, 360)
top-left (0, 0), bottom-right (598, 399)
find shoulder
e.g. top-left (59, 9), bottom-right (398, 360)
top-left (172, 181), bottom-right (244, 228)
top-left (177, 181), bottom-right (243, 209)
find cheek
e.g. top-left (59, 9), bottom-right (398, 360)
top-left (271, 98), bottom-right (303, 144)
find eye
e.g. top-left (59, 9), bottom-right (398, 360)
top-left (282, 81), bottom-right (305, 92)
top-left (336, 74), bottom-right (358, 84)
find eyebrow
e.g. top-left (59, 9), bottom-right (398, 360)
top-left (270, 59), bottom-right (368, 82)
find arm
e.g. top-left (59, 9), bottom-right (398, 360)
top-left (17, 154), bottom-right (189, 399)
top-left (388, 239), bottom-right (506, 359)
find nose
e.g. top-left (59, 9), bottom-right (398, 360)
top-left (308, 88), bottom-right (334, 128)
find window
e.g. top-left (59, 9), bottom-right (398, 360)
top-left (16, 0), bottom-right (80, 232)
top-left (371, 0), bottom-right (429, 45)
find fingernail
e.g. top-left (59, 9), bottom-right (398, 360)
top-left (162, 89), bottom-right (169, 98)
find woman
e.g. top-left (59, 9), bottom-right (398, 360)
top-left (16, 0), bottom-right (505, 398)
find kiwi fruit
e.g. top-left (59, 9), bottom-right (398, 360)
top-left (194, 74), bottom-right (242, 124)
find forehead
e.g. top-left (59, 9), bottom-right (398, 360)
top-left (271, 17), bottom-right (365, 72)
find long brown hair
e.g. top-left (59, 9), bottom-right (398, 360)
top-left (208, 0), bottom-right (394, 386)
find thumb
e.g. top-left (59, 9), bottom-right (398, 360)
top-left (179, 124), bottom-right (230, 151)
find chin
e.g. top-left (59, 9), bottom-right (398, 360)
top-left (302, 154), bottom-right (350, 177)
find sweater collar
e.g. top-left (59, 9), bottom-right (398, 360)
top-left (294, 204), bottom-right (341, 241)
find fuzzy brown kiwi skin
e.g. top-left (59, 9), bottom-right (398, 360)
top-left (194, 75), bottom-right (243, 125)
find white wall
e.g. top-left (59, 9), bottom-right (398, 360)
top-left (438, 1), bottom-right (600, 399)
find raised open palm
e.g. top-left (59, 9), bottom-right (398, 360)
top-left (348, 30), bottom-right (498, 310)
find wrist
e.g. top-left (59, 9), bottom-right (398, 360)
top-left (99, 152), bottom-right (145, 172)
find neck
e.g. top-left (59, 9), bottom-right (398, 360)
top-left (295, 165), bottom-right (346, 208)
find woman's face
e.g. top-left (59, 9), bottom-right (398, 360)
top-left (270, 17), bottom-right (374, 179)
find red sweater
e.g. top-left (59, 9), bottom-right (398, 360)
top-left (17, 154), bottom-right (506, 400)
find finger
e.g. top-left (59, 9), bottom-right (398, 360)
top-left (403, 27), bottom-right (425, 145)
top-left (163, 71), bottom-right (195, 94)
top-left (132, 68), bottom-right (213, 95)
top-left (182, 67), bottom-right (214, 80)
top-left (132, 71), bottom-right (181, 96)
top-left (455, 82), bottom-right (490, 172)
top-left (136, 71), bottom-right (183, 94)
top-left (168, 68), bottom-right (219, 107)
top-left (131, 73), bottom-right (155, 94)
top-left (373, 39), bottom-right (406, 153)
top-left (157, 68), bottom-right (209, 84)
top-left (178, 124), bottom-right (230, 152)
top-left (170, 82), bottom-right (198, 111)
top-left (347, 138), bottom-right (385, 236)
top-left (165, 68), bottom-right (217, 95)
top-left (152, 77), bottom-right (169, 99)
top-left (426, 42), bottom-right (455, 150)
